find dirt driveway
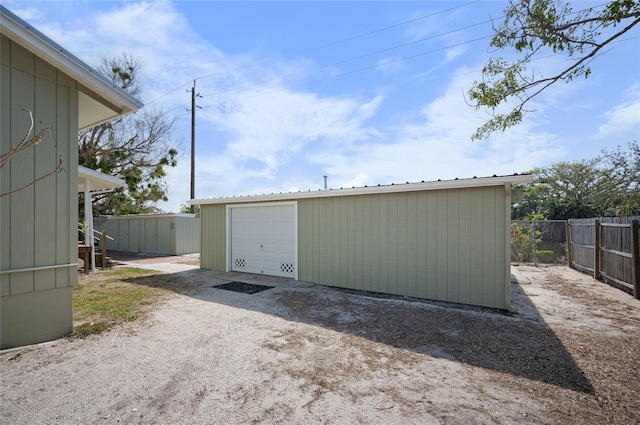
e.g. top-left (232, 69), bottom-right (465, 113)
top-left (1, 263), bottom-right (639, 424)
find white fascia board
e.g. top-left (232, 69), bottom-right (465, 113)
top-left (1, 6), bottom-right (143, 117)
top-left (99, 213), bottom-right (197, 219)
top-left (192, 174), bottom-right (534, 205)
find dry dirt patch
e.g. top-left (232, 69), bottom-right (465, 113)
top-left (1, 265), bottom-right (638, 424)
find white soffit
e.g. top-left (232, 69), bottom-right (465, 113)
top-left (193, 174), bottom-right (535, 205)
top-left (78, 92), bottom-right (123, 130)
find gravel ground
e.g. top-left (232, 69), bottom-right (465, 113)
top-left (1, 262), bottom-right (639, 424)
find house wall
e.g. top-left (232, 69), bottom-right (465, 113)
top-left (199, 184), bottom-right (512, 310)
top-left (1, 35), bottom-right (79, 348)
top-left (95, 214), bottom-right (200, 255)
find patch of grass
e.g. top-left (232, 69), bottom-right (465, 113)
top-left (71, 267), bottom-right (179, 339)
top-left (70, 322), bottom-right (111, 339)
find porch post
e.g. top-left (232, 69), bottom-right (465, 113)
top-left (84, 180), bottom-right (96, 272)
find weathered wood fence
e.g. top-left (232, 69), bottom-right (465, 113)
top-left (566, 217), bottom-right (640, 299)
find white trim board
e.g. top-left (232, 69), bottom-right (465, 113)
top-left (193, 174), bottom-right (533, 206)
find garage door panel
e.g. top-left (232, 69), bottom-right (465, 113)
top-left (230, 204), bottom-right (296, 278)
top-left (263, 242), bottom-right (295, 256)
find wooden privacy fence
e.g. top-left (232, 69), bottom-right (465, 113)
top-left (566, 217), bottom-right (640, 299)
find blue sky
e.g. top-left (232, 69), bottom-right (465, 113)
top-left (7, 1), bottom-right (640, 212)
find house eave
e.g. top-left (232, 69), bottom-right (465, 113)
top-left (1, 5), bottom-right (143, 129)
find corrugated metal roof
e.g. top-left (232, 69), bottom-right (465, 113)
top-left (192, 173), bottom-right (534, 205)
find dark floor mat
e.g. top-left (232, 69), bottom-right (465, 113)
top-left (213, 281), bottom-right (274, 294)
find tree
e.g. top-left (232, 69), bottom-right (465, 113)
top-left (468, 0), bottom-right (640, 140)
top-left (512, 141), bottom-right (640, 219)
top-left (599, 141), bottom-right (640, 215)
top-left (78, 54), bottom-right (178, 215)
top-left (179, 203), bottom-right (200, 215)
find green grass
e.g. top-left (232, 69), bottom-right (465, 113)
top-left (71, 267), bottom-right (183, 339)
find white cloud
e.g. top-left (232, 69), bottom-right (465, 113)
top-left (443, 45), bottom-right (468, 63)
top-left (7, 6), bottom-right (43, 20)
top-left (597, 83), bottom-right (640, 138)
top-left (376, 57), bottom-right (406, 74)
top-left (308, 67), bottom-right (566, 187)
top-left (203, 86), bottom-right (381, 172)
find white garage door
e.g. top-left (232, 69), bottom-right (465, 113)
top-left (230, 204), bottom-right (296, 278)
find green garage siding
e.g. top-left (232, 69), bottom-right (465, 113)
top-left (297, 186), bottom-right (509, 309)
top-left (200, 204), bottom-right (227, 271)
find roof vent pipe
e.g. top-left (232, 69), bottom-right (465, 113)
top-left (323, 175), bottom-right (328, 190)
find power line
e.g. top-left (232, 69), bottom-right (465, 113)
top-left (194, 33), bottom-right (495, 101)
top-left (318, 19), bottom-right (494, 70)
top-left (313, 35), bottom-right (494, 83)
top-left (160, 3), bottom-right (640, 114)
top-left (313, 0), bottom-right (481, 50)
top-left (187, 35), bottom-right (640, 116)
top-left (145, 1), bottom-right (482, 105)
top-left (195, 24), bottom-right (501, 99)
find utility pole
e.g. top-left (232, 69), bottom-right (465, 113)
top-left (189, 80), bottom-right (201, 213)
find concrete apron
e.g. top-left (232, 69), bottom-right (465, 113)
top-left (113, 256), bottom-right (308, 290)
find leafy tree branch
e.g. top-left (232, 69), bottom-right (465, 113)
top-left (468, 0), bottom-right (640, 140)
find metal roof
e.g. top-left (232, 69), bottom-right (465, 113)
top-left (192, 173), bottom-right (534, 205)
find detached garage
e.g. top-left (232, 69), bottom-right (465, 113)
top-left (193, 174), bottom-right (532, 310)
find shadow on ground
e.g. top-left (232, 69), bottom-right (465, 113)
top-left (122, 264), bottom-right (594, 395)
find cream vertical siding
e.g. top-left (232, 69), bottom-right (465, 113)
top-left (297, 185), bottom-right (510, 309)
top-left (95, 214), bottom-right (200, 255)
top-left (175, 216), bottom-right (200, 255)
top-left (1, 35), bottom-right (78, 348)
top-left (200, 205), bottom-right (227, 270)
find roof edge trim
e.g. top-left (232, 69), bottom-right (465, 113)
top-left (192, 174), bottom-right (534, 205)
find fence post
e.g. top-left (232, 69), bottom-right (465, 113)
top-left (532, 220), bottom-right (537, 265)
top-left (101, 230), bottom-right (107, 269)
top-left (631, 220), bottom-right (640, 300)
top-left (594, 220), bottom-right (601, 280)
top-left (566, 220), bottom-right (572, 269)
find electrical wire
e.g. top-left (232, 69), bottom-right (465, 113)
top-left (312, 0), bottom-right (481, 50)
top-left (154, 2), bottom-right (638, 111)
top-left (146, 0), bottom-right (483, 105)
